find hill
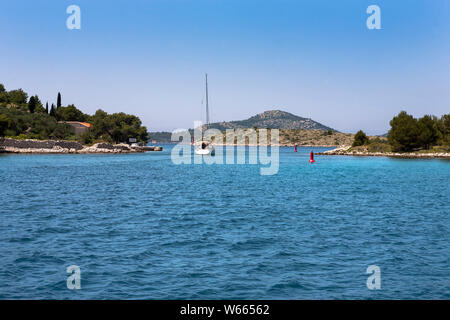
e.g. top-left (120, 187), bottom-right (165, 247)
top-left (207, 110), bottom-right (334, 131)
top-left (148, 110), bottom-right (336, 143)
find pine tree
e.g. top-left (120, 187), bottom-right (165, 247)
top-left (57, 92), bottom-right (62, 108)
top-left (45, 102), bottom-right (49, 114)
top-left (388, 111), bottom-right (420, 152)
top-left (417, 115), bottom-right (439, 149)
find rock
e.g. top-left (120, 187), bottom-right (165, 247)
top-left (0, 138), bottom-right (146, 154)
top-left (318, 146), bottom-right (450, 159)
top-left (0, 138), bottom-right (83, 151)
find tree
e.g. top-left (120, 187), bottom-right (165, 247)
top-left (388, 111), bottom-right (420, 152)
top-left (0, 84), bottom-right (9, 105)
top-left (56, 104), bottom-right (87, 121)
top-left (89, 109), bottom-right (148, 143)
top-left (90, 109), bottom-right (110, 137)
top-left (8, 89), bottom-right (28, 105)
top-left (434, 114), bottom-right (450, 146)
top-left (31, 95), bottom-right (45, 113)
top-left (57, 92), bottom-right (62, 108)
top-left (26, 112), bottom-right (58, 139)
top-left (417, 115), bottom-right (439, 149)
top-left (0, 91), bottom-right (8, 104)
top-left (50, 123), bottom-right (73, 139)
top-left (45, 102), bottom-right (49, 114)
top-left (28, 96), bottom-right (36, 113)
top-left (352, 130), bottom-right (369, 147)
top-left (0, 114), bottom-right (10, 137)
top-left (49, 104), bottom-right (57, 117)
top-left (442, 114), bottom-right (450, 133)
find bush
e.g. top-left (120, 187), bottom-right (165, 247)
top-left (50, 123), bottom-right (74, 140)
top-left (352, 130), bottom-right (369, 147)
top-left (79, 131), bottom-right (94, 145)
top-left (15, 134), bottom-right (29, 140)
top-left (367, 142), bottom-right (392, 153)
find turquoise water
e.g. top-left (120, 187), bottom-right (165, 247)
top-left (0, 146), bottom-right (449, 299)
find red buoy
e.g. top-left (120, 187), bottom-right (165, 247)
top-left (309, 151), bottom-right (315, 163)
top-left (294, 145), bottom-right (297, 152)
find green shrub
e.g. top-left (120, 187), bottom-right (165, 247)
top-left (79, 131), bottom-right (94, 145)
top-left (367, 142), bottom-right (392, 153)
top-left (50, 123), bottom-right (74, 140)
top-left (352, 130), bottom-right (369, 147)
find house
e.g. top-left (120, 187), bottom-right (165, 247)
top-left (58, 121), bottom-right (92, 136)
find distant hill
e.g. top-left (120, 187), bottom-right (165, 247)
top-left (148, 131), bottom-right (173, 143)
top-left (148, 110), bottom-right (335, 143)
top-left (207, 110), bottom-right (334, 131)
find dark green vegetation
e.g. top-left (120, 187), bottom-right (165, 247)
top-left (388, 111), bottom-right (448, 152)
top-left (352, 111), bottom-right (449, 153)
top-left (352, 130), bottom-right (370, 147)
top-left (0, 84), bottom-right (149, 144)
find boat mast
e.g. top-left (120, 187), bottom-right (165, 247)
top-left (205, 73), bottom-right (210, 128)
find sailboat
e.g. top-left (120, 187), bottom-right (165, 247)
top-left (194, 74), bottom-right (215, 156)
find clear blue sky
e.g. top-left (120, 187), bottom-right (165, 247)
top-left (1, 0), bottom-right (449, 134)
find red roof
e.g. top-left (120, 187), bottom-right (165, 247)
top-left (58, 121), bottom-right (92, 128)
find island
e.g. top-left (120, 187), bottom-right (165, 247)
top-left (0, 84), bottom-right (162, 154)
top-left (319, 111), bottom-right (449, 158)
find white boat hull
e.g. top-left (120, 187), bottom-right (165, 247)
top-left (194, 147), bottom-right (215, 156)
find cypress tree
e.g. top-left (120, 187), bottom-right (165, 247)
top-left (50, 104), bottom-right (56, 117)
top-left (28, 96), bottom-right (36, 113)
top-left (57, 92), bottom-right (62, 108)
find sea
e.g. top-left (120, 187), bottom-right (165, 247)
top-left (0, 146), bottom-right (449, 299)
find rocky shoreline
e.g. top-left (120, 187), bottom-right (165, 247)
top-left (0, 138), bottom-right (162, 154)
top-left (318, 146), bottom-right (450, 159)
top-left (169, 142), bottom-right (339, 147)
